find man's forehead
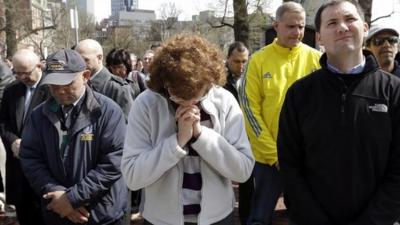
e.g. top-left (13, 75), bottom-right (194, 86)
top-left (229, 50), bottom-right (248, 59)
top-left (279, 11), bottom-right (305, 23)
top-left (322, 2), bottom-right (359, 20)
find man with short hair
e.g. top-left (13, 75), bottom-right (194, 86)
top-left (278, 1), bottom-right (400, 224)
top-left (239, 2), bottom-right (321, 224)
top-left (0, 49), bottom-right (48, 225)
top-left (141, 50), bottom-right (154, 77)
top-left (224, 41), bottom-right (248, 101)
top-left (365, 24), bottom-right (400, 76)
top-left (20, 49), bottom-right (129, 225)
top-left (223, 41), bottom-right (251, 225)
top-left (75, 39), bottom-right (134, 119)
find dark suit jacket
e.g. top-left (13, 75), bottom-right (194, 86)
top-left (0, 79), bottom-right (49, 204)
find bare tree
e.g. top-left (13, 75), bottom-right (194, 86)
top-left (357, 0), bottom-right (373, 25)
top-left (207, 0), bottom-right (268, 48)
top-left (158, 2), bottom-right (182, 41)
top-left (1, 0), bottom-right (60, 57)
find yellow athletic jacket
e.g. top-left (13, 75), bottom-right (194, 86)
top-left (239, 39), bottom-right (321, 165)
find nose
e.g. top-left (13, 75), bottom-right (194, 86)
top-left (382, 39), bottom-right (392, 47)
top-left (293, 27), bottom-right (301, 36)
top-left (337, 21), bottom-right (349, 33)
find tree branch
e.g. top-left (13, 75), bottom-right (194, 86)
top-left (17, 25), bottom-right (56, 41)
top-left (208, 21), bottom-right (234, 29)
top-left (370, 11), bottom-right (394, 24)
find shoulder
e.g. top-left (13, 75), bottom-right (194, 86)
top-left (91, 90), bottom-right (125, 117)
top-left (134, 89), bottom-right (163, 107)
top-left (299, 43), bottom-right (322, 58)
top-left (208, 86), bottom-right (239, 110)
top-left (290, 69), bottom-right (323, 91)
top-left (109, 74), bottom-right (129, 86)
top-left (97, 67), bottom-right (128, 86)
top-left (4, 80), bottom-right (23, 93)
top-left (250, 44), bottom-right (273, 59)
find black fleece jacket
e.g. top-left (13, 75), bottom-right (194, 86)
top-left (278, 51), bottom-right (400, 225)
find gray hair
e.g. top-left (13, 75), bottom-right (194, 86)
top-left (275, 2), bottom-right (305, 21)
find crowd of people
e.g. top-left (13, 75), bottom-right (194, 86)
top-left (0, 0), bottom-right (400, 225)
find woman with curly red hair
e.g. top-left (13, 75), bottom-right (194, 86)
top-left (121, 33), bottom-right (254, 225)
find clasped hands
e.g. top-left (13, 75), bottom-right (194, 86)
top-left (44, 190), bottom-right (90, 224)
top-left (176, 104), bottom-right (202, 147)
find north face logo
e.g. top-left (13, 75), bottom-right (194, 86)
top-left (368, 104), bottom-right (388, 113)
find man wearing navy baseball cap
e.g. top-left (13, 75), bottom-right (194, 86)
top-left (365, 24), bottom-right (400, 77)
top-left (20, 49), bottom-right (130, 225)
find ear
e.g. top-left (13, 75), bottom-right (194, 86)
top-left (82, 70), bottom-right (91, 81)
top-left (273, 20), bottom-right (279, 32)
top-left (363, 22), bottom-right (369, 37)
top-left (316, 32), bottom-right (322, 45)
top-left (97, 54), bottom-right (103, 61)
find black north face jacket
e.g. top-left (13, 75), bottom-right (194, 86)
top-left (278, 51), bottom-right (400, 225)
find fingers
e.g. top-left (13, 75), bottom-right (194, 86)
top-left (176, 105), bottom-right (200, 121)
top-left (67, 210), bottom-right (89, 224)
top-left (77, 207), bottom-right (90, 218)
top-left (43, 193), bottom-right (53, 199)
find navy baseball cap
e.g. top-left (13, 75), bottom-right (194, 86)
top-left (42, 49), bottom-right (86, 85)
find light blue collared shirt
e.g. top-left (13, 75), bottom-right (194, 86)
top-left (327, 57), bottom-right (366, 74)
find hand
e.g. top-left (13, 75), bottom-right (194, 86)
top-left (66, 207), bottom-right (90, 224)
top-left (43, 191), bottom-right (74, 218)
top-left (274, 161), bottom-right (280, 171)
top-left (176, 105), bottom-right (200, 147)
top-left (11, 139), bottom-right (21, 158)
top-left (192, 106), bottom-right (202, 139)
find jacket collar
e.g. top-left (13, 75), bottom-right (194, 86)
top-left (90, 67), bottom-right (111, 91)
top-left (319, 50), bottom-right (379, 75)
top-left (271, 38), bottom-right (304, 56)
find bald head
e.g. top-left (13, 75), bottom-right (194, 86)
top-left (12, 49), bottom-right (40, 68)
top-left (75, 39), bottom-right (104, 74)
top-left (12, 49), bottom-right (42, 86)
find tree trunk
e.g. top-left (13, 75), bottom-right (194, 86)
top-left (357, 0), bottom-right (372, 25)
top-left (233, 0), bottom-right (250, 47)
top-left (5, 0), bottom-right (17, 57)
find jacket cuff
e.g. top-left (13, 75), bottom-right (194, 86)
top-left (65, 188), bottom-right (80, 209)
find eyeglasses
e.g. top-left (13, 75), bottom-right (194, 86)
top-left (167, 86), bottom-right (210, 105)
top-left (371, 36), bottom-right (399, 46)
top-left (12, 66), bottom-right (36, 78)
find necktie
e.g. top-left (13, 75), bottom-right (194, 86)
top-left (23, 87), bottom-right (35, 119)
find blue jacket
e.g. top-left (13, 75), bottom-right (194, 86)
top-left (20, 87), bottom-right (128, 225)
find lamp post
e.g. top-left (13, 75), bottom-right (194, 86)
top-left (65, 0), bottom-right (79, 44)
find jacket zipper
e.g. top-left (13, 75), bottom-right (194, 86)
top-left (338, 77), bottom-right (348, 126)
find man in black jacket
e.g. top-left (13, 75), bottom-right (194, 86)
top-left (0, 49), bottom-right (48, 225)
top-left (224, 41), bottom-right (248, 101)
top-left (223, 41), bottom-right (251, 225)
top-left (75, 39), bottom-right (134, 119)
top-left (278, 1), bottom-right (400, 225)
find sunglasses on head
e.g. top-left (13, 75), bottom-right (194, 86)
top-left (371, 36), bottom-right (399, 46)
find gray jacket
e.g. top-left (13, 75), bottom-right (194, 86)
top-left (122, 86), bottom-right (254, 225)
top-left (91, 67), bottom-right (134, 119)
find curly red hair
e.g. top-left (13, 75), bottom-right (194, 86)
top-left (147, 33), bottom-right (226, 100)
